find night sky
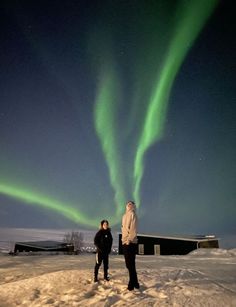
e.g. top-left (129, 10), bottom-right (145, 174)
top-left (0, 0), bottom-right (235, 236)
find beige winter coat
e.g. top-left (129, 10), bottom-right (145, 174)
top-left (121, 207), bottom-right (138, 245)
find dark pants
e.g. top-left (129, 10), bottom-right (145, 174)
top-left (94, 251), bottom-right (109, 279)
top-left (123, 243), bottom-right (139, 287)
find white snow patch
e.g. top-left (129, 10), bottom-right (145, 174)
top-left (0, 252), bottom-right (236, 306)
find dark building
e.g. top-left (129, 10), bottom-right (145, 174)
top-left (118, 234), bottom-right (219, 255)
top-left (14, 240), bottom-right (73, 254)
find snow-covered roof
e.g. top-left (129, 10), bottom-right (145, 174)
top-left (137, 233), bottom-right (218, 242)
top-left (118, 233), bottom-right (218, 242)
top-left (15, 241), bottom-right (66, 249)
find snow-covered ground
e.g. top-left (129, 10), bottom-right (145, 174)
top-left (0, 249), bottom-right (236, 307)
top-left (0, 228), bottom-right (236, 306)
top-left (0, 249), bottom-right (236, 306)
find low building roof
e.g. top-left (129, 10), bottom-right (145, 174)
top-left (15, 240), bottom-right (67, 250)
top-left (118, 232), bottom-right (218, 242)
top-left (137, 233), bottom-right (218, 242)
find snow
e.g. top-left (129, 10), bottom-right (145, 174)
top-left (0, 250), bottom-right (236, 306)
top-left (0, 228), bottom-right (236, 306)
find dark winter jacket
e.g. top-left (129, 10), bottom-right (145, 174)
top-left (94, 228), bottom-right (113, 254)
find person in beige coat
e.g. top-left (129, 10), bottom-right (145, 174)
top-left (121, 201), bottom-right (139, 291)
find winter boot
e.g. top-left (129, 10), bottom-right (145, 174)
top-left (104, 271), bottom-right (110, 281)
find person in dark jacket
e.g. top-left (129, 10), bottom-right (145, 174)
top-left (94, 219), bottom-right (113, 282)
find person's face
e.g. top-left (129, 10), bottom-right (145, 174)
top-left (126, 202), bottom-right (133, 211)
top-left (102, 222), bottom-right (108, 229)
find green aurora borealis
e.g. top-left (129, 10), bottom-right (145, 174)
top-left (94, 0), bottom-right (219, 222)
top-left (0, 0), bottom-right (219, 228)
